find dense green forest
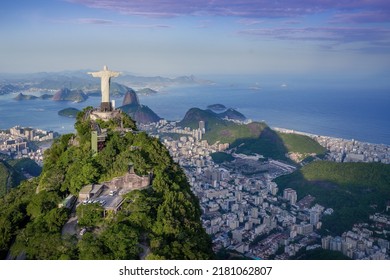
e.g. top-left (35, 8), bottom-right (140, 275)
top-left (275, 161), bottom-right (390, 235)
top-left (0, 107), bottom-right (213, 260)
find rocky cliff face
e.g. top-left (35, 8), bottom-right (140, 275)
top-left (120, 104), bottom-right (161, 124)
top-left (120, 89), bottom-right (160, 124)
top-left (122, 88), bottom-right (139, 106)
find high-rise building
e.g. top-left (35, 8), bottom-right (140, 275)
top-left (297, 223), bottom-right (313, 235)
top-left (232, 229), bottom-right (242, 242)
top-left (268, 182), bottom-right (278, 196)
top-left (251, 207), bottom-right (259, 218)
top-left (283, 188), bottom-right (297, 205)
top-left (321, 235), bottom-right (332, 250)
top-left (235, 191), bottom-right (242, 202)
top-left (254, 196), bottom-right (263, 205)
top-left (199, 121), bottom-right (205, 133)
top-left (330, 236), bottom-right (343, 252)
top-left (310, 210), bottom-right (320, 226)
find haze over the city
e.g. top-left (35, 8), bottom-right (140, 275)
top-left (0, 0), bottom-right (389, 85)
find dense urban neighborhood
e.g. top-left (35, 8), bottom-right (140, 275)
top-left (141, 120), bottom-right (390, 260)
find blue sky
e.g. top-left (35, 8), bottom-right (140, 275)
top-left (0, 0), bottom-right (389, 82)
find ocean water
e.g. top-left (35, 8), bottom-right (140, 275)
top-left (0, 81), bottom-right (389, 145)
top-left (0, 93), bottom-right (101, 135)
top-left (139, 81), bottom-right (390, 145)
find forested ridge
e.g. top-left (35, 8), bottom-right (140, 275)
top-left (275, 161), bottom-right (390, 235)
top-left (0, 107), bottom-right (213, 259)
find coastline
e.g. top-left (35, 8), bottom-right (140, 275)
top-left (273, 126), bottom-right (390, 147)
top-left (272, 126), bottom-right (390, 164)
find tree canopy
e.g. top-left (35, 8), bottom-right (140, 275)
top-left (0, 108), bottom-right (213, 260)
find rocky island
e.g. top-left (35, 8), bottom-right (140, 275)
top-left (52, 88), bottom-right (87, 103)
top-left (58, 107), bottom-right (80, 118)
top-left (13, 93), bottom-right (38, 101)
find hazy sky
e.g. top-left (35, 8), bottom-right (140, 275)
top-left (1, 0), bottom-right (389, 80)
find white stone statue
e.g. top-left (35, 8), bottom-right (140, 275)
top-left (88, 65), bottom-right (120, 110)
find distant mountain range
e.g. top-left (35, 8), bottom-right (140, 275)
top-left (0, 71), bottom-right (214, 95)
top-left (116, 74), bottom-right (214, 88)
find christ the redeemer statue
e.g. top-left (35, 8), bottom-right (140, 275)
top-left (88, 65), bottom-right (120, 112)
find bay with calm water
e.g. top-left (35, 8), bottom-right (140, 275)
top-left (0, 80), bottom-right (389, 145)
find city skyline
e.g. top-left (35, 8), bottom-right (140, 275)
top-left (0, 0), bottom-right (389, 85)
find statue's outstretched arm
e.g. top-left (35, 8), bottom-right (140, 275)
top-left (111, 71), bottom-right (121, 78)
top-left (87, 71), bottom-right (101, 78)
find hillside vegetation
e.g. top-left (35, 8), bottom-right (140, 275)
top-left (0, 108), bottom-right (213, 260)
top-left (278, 133), bottom-right (326, 155)
top-left (178, 108), bottom-right (326, 161)
top-left (0, 160), bottom-right (26, 197)
top-left (275, 161), bottom-right (390, 235)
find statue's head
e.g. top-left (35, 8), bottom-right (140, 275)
top-left (103, 65), bottom-right (108, 70)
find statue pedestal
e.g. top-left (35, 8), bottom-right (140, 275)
top-left (100, 102), bottom-right (112, 112)
top-left (90, 109), bottom-right (121, 121)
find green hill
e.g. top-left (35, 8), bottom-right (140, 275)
top-left (278, 133), bottom-right (326, 155)
top-left (218, 108), bottom-right (246, 121)
top-left (178, 108), bottom-right (325, 161)
top-left (231, 126), bottom-right (288, 160)
top-left (178, 107), bottom-right (226, 130)
top-left (0, 107), bottom-right (213, 260)
top-left (275, 161), bottom-right (390, 235)
top-left (0, 161), bottom-right (25, 197)
top-left (178, 107), bottom-right (265, 145)
top-left (188, 110), bottom-right (289, 160)
top-left (231, 130), bottom-right (326, 161)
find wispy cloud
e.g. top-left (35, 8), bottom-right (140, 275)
top-left (238, 27), bottom-right (390, 46)
top-left (283, 20), bottom-right (301, 25)
top-left (52, 17), bottom-right (171, 29)
top-left (65, 0), bottom-right (390, 19)
top-left (64, 0), bottom-right (390, 47)
top-left (237, 19), bottom-right (265, 26)
top-left (330, 11), bottom-right (390, 24)
top-left (77, 18), bottom-right (114, 25)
